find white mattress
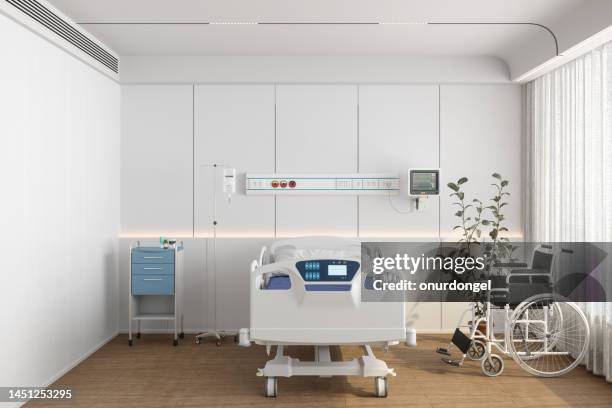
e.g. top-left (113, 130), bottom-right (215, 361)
top-left (269, 237), bottom-right (361, 263)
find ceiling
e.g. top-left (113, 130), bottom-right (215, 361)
top-left (46, 0), bottom-right (612, 78)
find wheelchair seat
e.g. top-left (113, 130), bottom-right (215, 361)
top-left (489, 249), bottom-right (553, 307)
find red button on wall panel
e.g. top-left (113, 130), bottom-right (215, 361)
top-left (271, 180), bottom-right (279, 188)
top-left (289, 180), bottom-right (296, 188)
top-left (280, 180), bottom-right (288, 188)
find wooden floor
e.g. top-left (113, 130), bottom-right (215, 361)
top-left (27, 333), bottom-right (612, 408)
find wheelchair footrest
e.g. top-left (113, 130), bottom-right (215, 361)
top-left (441, 358), bottom-right (462, 367)
top-left (435, 347), bottom-right (451, 356)
top-left (451, 328), bottom-right (473, 354)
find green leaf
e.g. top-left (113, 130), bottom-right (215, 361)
top-left (476, 229), bottom-right (482, 238)
top-left (472, 198), bottom-right (482, 203)
top-left (455, 211), bottom-right (463, 217)
top-left (457, 177), bottom-right (468, 185)
top-left (447, 183), bottom-right (459, 192)
top-left (501, 180), bottom-right (509, 187)
top-left (489, 229), bottom-right (498, 240)
top-left (500, 203), bottom-right (508, 207)
top-left (452, 225), bottom-right (462, 230)
top-left (492, 173), bottom-right (502, 180)
top-left (499, 227), bottom-right (508, 232)
top-left (481, 220), bottom-right (490, 226)
top-left (458, 192), bottom-right (465, 200)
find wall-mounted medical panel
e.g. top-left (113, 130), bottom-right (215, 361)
top-left (358, 85), bottom-right (440, 237)
top-left (275, 85), bottom-right (358, 236)
top-left (246, 173), bottom-right (399, 195)
top-left (194, 85), bottom-right (276, 237)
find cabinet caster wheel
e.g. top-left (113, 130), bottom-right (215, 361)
top-left (128, 339), bottom-right (133, 347)
top-left (173, 339), bottom-right (178, 346)
top-left (264, 377), bottom-right (277, 397)
top-left (179, 332), bottom-right (185, 339)
top-left (136, 332), bottom-right (141, 339)
top-left (195, 337), bottom-right (201, 344)
top-left (374, 377), bottom-right (388, 398)
top-left (216, 339), bottom-right (222, 347)
top-left (481, 354), bottom-right (504, 377)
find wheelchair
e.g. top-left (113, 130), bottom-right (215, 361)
top-left (436, 246), bottom-right (590, 377)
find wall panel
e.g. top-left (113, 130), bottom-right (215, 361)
top-left (440, 85), bottom-right (522, 240)
top-left (358, 85), bottom-right (440, 238)
top-left (194, 85), bottom-right (275, 237)
top-left (121, 85), bottom-right (193, 235)
top-left (275, 85), bottom-right (358, 236)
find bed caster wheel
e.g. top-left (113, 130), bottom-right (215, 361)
top-left (136, 332), bottom-right (141, 339)
top-left (128, 339), bottom-right (133, 347)
top-left (467, 340), bottom-right (486, 361)
top-left (195, 337), bottom-right (201, 344)
top-left (179, 332), bottom-right (185, 339)
top-left (264, 377), bottom-right (277, 397)
top-left (215, 339), bottom-right (222, 347)
top-left (173, 339), bottom-right (178, 347)
top-left (374, 377), bottom-right (388, 398)
top-left (481, 354), bottom-right (504, 377)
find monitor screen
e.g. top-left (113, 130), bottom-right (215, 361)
top-left (410, 170), bottom-right (439, 195)
top-left (328, 264), bottom-right (348, 276)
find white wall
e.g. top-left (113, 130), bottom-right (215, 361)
top-left (120, 78), bottom-right (521, 333)
top-left (120, 55), bottom-right (511, 84)
top-left (0, 12), bottom-right (120, 393)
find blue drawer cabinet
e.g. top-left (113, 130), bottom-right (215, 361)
top-left (131, 247), bottom-right (175, 295)
top-left (131, 248), bottom-right (175, 264)
top-left (129, 244), bottom-right (184, 347)
top-left (132, 263), bottom-right (175, 276)
top-left (132, 274), bottom-right (175, 295)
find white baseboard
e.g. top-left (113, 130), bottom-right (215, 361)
top-left (118, 329), bottom-right (454, 336)
top-left (14, 331), bottom-right (118, 407)
top-left (44, 331), bottom-right (119, 387)
top-left (118, 328), bottom-right (237, 334)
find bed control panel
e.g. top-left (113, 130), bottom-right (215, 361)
top-left (296, 260), bottom-right (359, 282)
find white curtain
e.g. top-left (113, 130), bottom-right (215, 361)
top-left (524, 41), bottom-right (612, 381)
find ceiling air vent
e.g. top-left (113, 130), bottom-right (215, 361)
top-left (5, 0), bottom-right (118, 73)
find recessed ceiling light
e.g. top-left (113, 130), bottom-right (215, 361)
top-left (378, 22), bottom-right (428, 25)
top-left (209, 22), bottom-right (259, 25)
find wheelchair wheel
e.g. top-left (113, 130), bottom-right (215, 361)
top-left (467, 340), bottom-right (486, 361)
top-left (481, 354), bottom-right (504, 377)
top-left (506, 294), bottom-right (590, 377)
top-left (512, 302), bottom-right (564, 362)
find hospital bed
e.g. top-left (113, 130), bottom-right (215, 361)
top-left (239, 237), bottom-right (415, 397)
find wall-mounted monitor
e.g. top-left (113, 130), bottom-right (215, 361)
top-left (409, 169), bottom-right (440, 196)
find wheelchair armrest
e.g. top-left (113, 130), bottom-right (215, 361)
top-left (507, 269), bottom-right (551, 283)
top-left (494, 262), bottom-right (528, 268)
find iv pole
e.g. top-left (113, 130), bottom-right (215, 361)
top-left (195, 163), bottom-right (237, 346)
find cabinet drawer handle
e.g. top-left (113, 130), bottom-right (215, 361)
top-left (143, 278), bottom-right (163, 281)
top-left (143, 267), bottom-right (163, 270)
top-left (143, 256), bottom-right (164, 259)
